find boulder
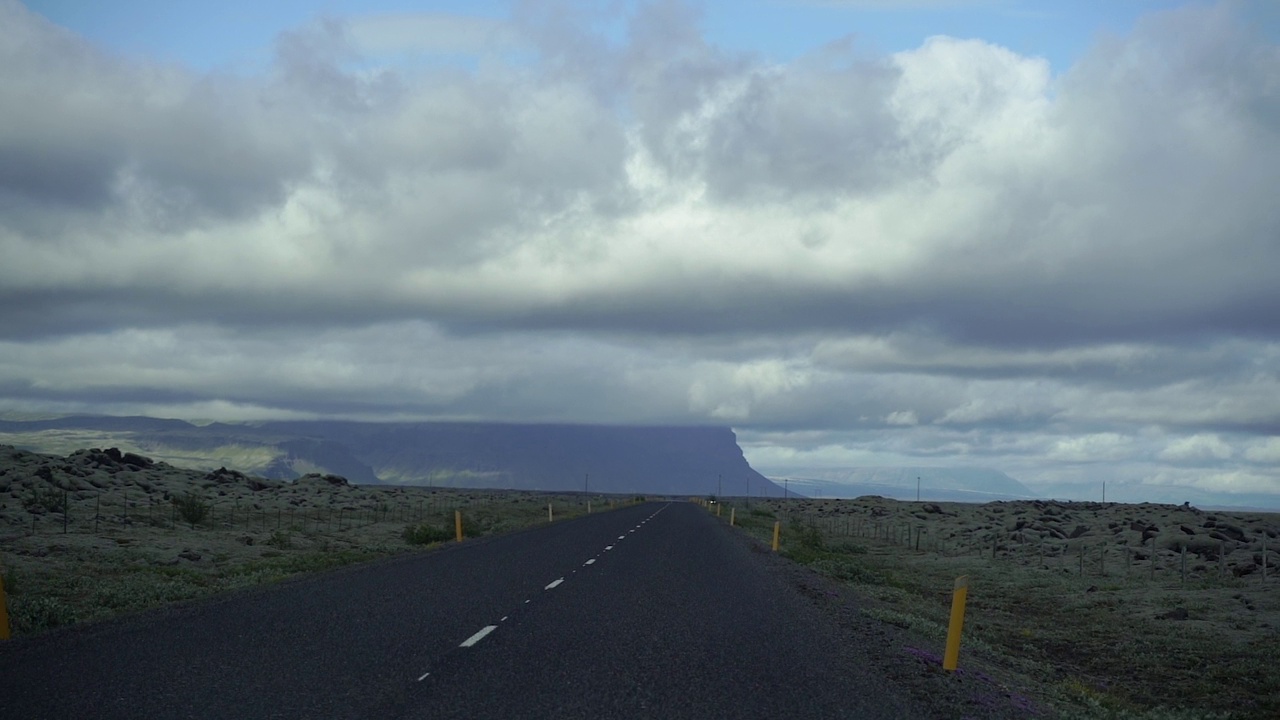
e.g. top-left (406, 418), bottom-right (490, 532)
top-left (298, 473), bottom-right (349, 487)
top-left (1218, 525), bottom-right (1249, 543)
top-left (206, 467), bottom-right (249, 484)
top-left (121, 452), bottom-right (153, 468)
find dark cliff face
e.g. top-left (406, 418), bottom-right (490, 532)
top-left (0, 416), bottom-right (783, 496)
top-left (261, 420), bottom-right (778, 496)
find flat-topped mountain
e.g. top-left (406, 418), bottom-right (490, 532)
top-left (0, 416), bottom-right (784, 497)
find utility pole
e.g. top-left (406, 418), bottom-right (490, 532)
top-left (585, 473), bottom-right (589, 495)
top-left (784, 478), bottom-right (789, 502)
top-left (717, 473), bottom-right (722, 500)
top-left (917, 476), bottom-right (921, 502)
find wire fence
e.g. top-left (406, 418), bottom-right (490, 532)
top-left (732, 499), bottom-right (1276, 589)
top-left (12, 486), bottom-right (612, 539)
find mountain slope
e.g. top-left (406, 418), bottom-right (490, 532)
top-left (0, 416), bottom-right (784, 497)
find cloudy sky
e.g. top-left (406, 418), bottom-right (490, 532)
top-left (3, 0), bottom-right (1279, 503)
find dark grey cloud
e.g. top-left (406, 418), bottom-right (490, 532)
top-left (1, 1), bottom-right (1278, 503)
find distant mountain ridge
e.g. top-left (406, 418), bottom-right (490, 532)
top-left (768, 467), bottom-right (1038, 502)
top-left (0, 416), bottom-right (785, 497)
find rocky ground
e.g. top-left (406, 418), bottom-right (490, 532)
top-left (0, 445), bottom-right (603, 636)
top-left (727, 496), bottom-right (1280, 719)
top-left (795, 494), bottom-right (1280, 580)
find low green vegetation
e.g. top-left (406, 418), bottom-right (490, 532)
top-left (721, 500), bottom-right (1279, 720)
top-left (2, 489), bottom-right (628, 638)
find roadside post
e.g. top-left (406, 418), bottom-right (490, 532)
top-left (772, 521), bottom-right (781, 552)
top-left (943, 576), bottom-right (969, 671)
top-left (730, 507), bottom-right (735, 526)
top-left (455, 510), bottom-right (463, 542)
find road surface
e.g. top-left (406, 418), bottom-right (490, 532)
top-left (0, 501), bottom-right (924, 719)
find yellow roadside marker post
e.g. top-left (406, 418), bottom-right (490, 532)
top-left (730, 507), bottom-right (735, 526)
top-left (772, 521), bottom-right (781, 552)
top-left (943, 576), bottom-right (969, 671)
top-left (0, 571), bottom-right (9, 640)
top-left (455, 510), bottom-right (463, 542)
top-left (548, 502), bottom-right (553, 522)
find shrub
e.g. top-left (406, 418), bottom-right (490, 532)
top-left (403, 523), bottom-right (452, 545)
top-left (23, 485), bottom-right (66, 514)
top-left (267, 530), bottom-right (293, 549)
top-left (796, 522), bottom-right (825, 551)
top-left (172, 493), bottom-right (209, 525)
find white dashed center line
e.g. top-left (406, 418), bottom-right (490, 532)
top-left (414, 505), bottom-right (679, 683)
top-left (460, 625), bottom-right (497, 648)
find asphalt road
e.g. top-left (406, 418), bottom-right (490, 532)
top-left (0, 502), bottom-right (921, 719)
